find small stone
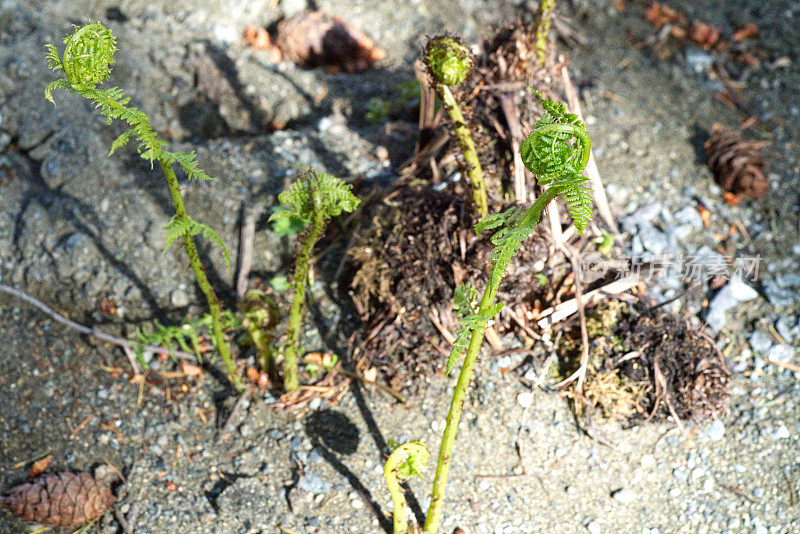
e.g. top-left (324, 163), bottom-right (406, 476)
top-left (586, 521), bottom-right (602, 534)
top-left (674, 206), bottom-right (703, 228)
top-left (611, 488), bottom-right (635, 504)
top-left (705, 420), bottom-right (725, 442)
top-left (308, 397), bottom-right (322, 411)
top-left (704, 280), bottom-right (759, 332)
top-left (210, 22), bottom-right (238, 46)
top-left (749, 331), bottom-right (773, 354)
top-left (772, 424), bottom-right (791, 440)
top-left (685, 48), bottom-right (714, 74)
top-left (775, 317), bottom-right (794, 343)
top-left (350, 498), bottom-right (364, 509)
top-left (516, 391), bottom-right (534, 408)
top-left (763, 275), bottom-right (800, 307)
top-left (170, 290), bottom-right (189, 307)
top-left (640, 455), bottom-right (656, 469)
top-left (767, 344), bottom-right (794, 364)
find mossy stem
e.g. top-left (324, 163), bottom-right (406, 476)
top-left (424, 187), bottom-right (560, 534)
top-left (283, 203), bottom-right (325, 392)
top-left (159, 161), bottom-right (242, 391)
top-left (439, 85), bottom-right (488, 217)
top-left (535, 0), bottom-right (555, 65)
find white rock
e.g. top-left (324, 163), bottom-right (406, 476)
top-left (705, 280), bottom-right (759, 332)
top-left (210, 22), bottom-right (238, 46)
top-left (705, 420), bottom-right (725, 442)
top-left (773, 424), bottom-right (791, 440)
top-left (516, 391), bottom-right (534, 408)
top-left (767, 344), bottom-right (795, 364)
top-left (586, 521), bottom-right (602, 534)
top-left (611, 488), bottom-right (636, 504)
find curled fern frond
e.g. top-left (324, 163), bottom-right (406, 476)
top-left (51, 23), bottom-right (117, 90)
top-left (520, 89), bottom-right (594, 234)
top-left (269, 170), bottom-right (360, 226)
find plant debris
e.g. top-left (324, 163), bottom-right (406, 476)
top-left (559, 301), bottom-right (731, 423)
top-left (705, 123), bottom-right (768, 202)
top-left (1, 471), bottom-right (116, 528)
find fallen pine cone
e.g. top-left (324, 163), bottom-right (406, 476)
top-left (1, 472), bottom-right (116, 528)
top-left (705, 123), bottom-right (768, 201)
top-left (275, 10), bottom-right (385, 72)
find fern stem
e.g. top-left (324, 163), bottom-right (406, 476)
top-left (159, 161), bottom-right (241, 391)
top-left (424, 187), bottom-right (559, 534)
top-left (535, 0), bottom-right (555, 65)
top-left (283, 205), bottom-right (325, 392)
top-left (439, 85), bottom-right (488, 217)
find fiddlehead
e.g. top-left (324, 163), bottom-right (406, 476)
top-left (520, 89), bottom-right (592, 234)
top-left (384, 442), bottom-right (429, 534)
top-left (424, 36), bottom-right (488, 217)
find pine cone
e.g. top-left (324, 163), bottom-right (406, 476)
top-left (1, 472), bottom-right (116, 528)
top-left (705, 123), bottom-right (768, 200)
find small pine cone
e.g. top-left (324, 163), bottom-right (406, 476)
top-left (705, 123), bottom-right (768, 199)
top-left (1, 472), bottom-right (116, 528)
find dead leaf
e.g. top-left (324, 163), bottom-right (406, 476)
top-left (689, 22), bottom-right (720, 49)
top-left (722, 192), bottom-right (742, 205)
top-left (733, 23), bottom-right (758, 42)
top-left (28, 455), bottom-right (52, 478)
top-left (243, 26), bottom-right (282, 62)
top-left (98, 299), bottom-right (116, 315)
top-left (696, 205), bottom-right (711, 227)
top-left (179, 361), bottom-right (203, 377)
top-left (164, 480), bottom-right (179, 491)
top-left (644, 2), bottom-right (686, 29)
top-left (246, 366), bottom-right (260, 383)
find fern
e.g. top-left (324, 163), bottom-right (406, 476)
top-left (134, 310), bottom-right (241, 369)
top-left (520, 89), bottom-right (593, 234)
top-left (45, 23), bottom-right (241, 390)
top-left (163, 215), bottom-right (230, 271)
top-left (425, 91), bottom-right (594, 533)
top-left (269, 170), bottom-right (360, 391)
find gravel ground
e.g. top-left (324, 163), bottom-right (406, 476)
top-left (1, 0), bottom-right (799, 532)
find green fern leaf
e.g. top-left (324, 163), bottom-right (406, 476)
top-left (270, 170), bottom-right (360, 226)
top-left (108, 129), bottom-right (134, 156)
top-left (163, 215), bottom-right (231, 271)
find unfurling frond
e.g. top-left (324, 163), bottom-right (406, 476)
top-left (163, 215), bottom-right (231, 271)
top-left (520, 90), bottom-right (594, 234)
top-left (269, 170), bottom-right (360, 226)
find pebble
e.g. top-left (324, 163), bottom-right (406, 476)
top-left (685, 48), bottom-right (714, 74)
top-left (772, 424), bottom-right (791, 440)
top-left (775, 317), bottom-right (794, 342)
top-left (750, 331), bottom-right (774, 354)
top-left (611, 488), bottom-right (636, 504)
top-left (704, 280), bottom-right (759, 332)
top-left (586, 521), bottom-right (602, 534)
top-left (767, 344), bottom-right (794, 364)
top-left (705, 420), bottom-right (725, 442)
top-left (674, 206), bottom-right (703, 228)
top-left (516, 391), bottom-right (534, 408)
top-left (763, 274), bottom-right (800, 307)
top-left (298, 473), bottom-right (331, 494)
top-left (170, 289), bottom-right (189, 308)
top-left (210, 22), bottom-right (239, 46)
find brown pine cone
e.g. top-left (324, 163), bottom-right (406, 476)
top-left (705, 123), bottom-right (768, 200)
top-left (1, 472), bottom-right (116, 528)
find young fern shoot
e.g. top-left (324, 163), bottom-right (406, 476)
top-left (423, 91), bottom-right (593, 534)
top-left (384, 442), bottom-right (429, 534)
top-left (270, 171), bottom-right (360, 391)
top-left (44, 23), bottom-right (242, 390)
top-left (424, 36), bottom-right (488, 217)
